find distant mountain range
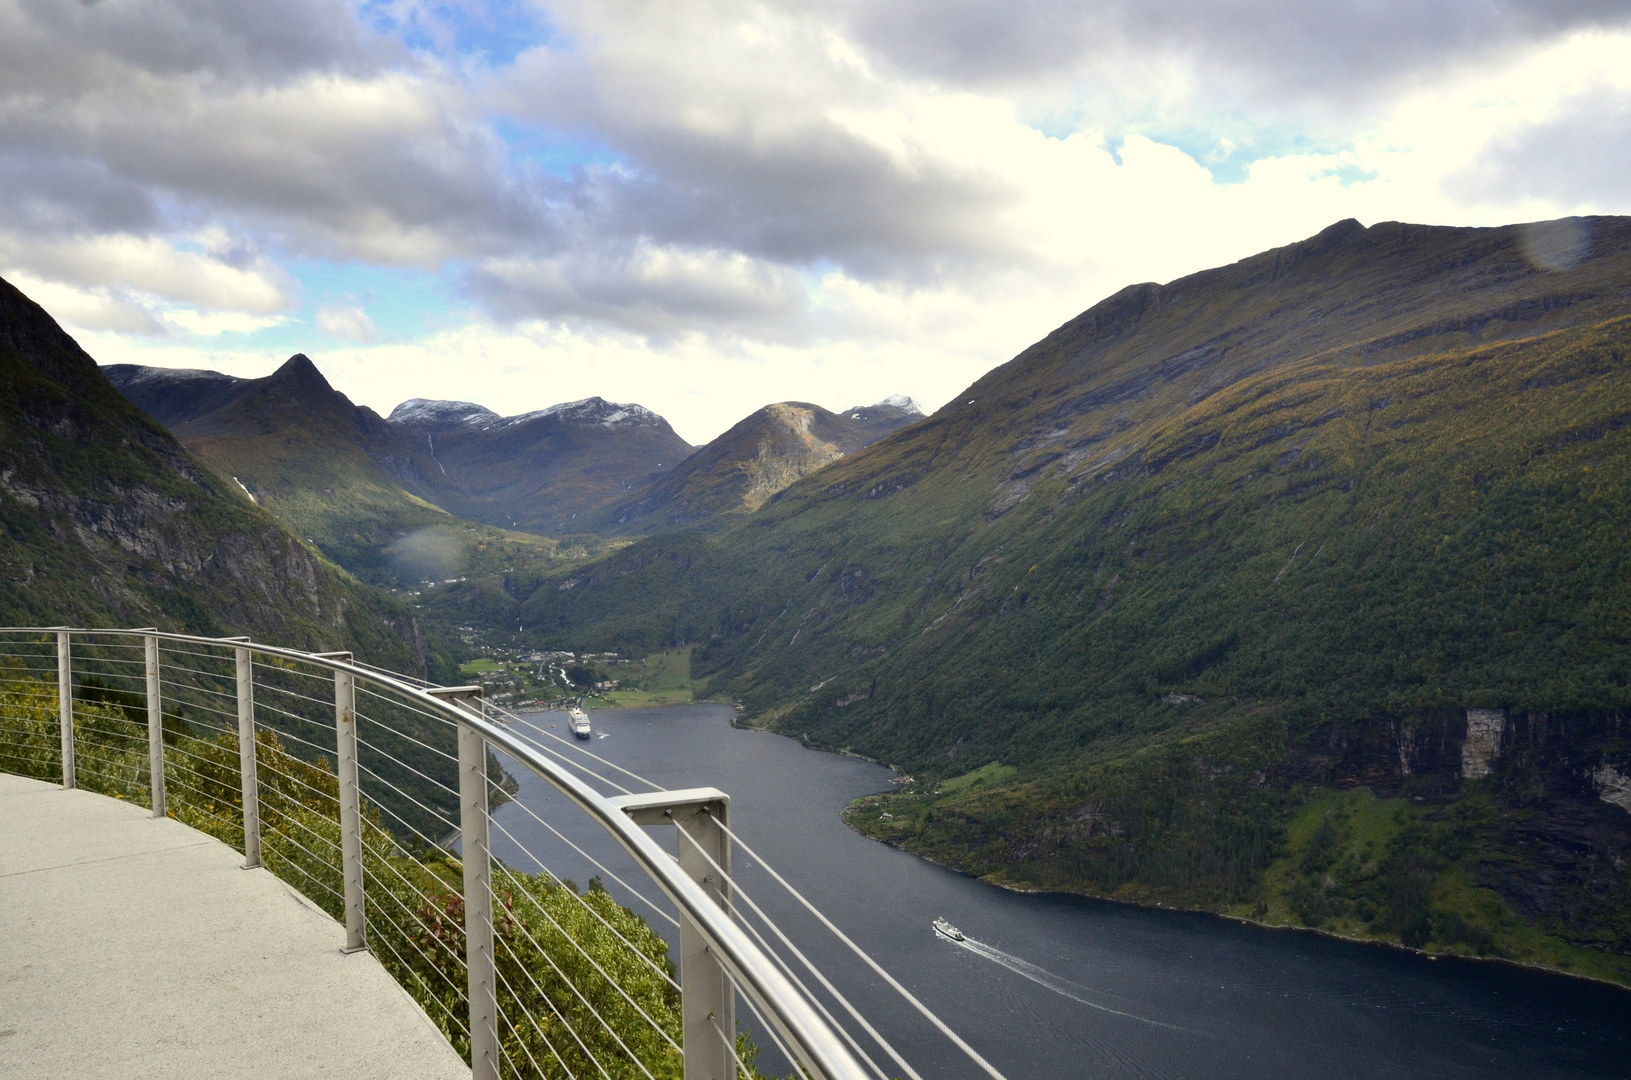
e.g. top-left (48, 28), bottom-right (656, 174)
top-left (16, 213), bottom-right (1631, 984)
top-left (105, 357), bottom-right (690, 538)
top-left (516, 217), bottom-right (1631, 982)
top-left (105, 357), bottom-right (922, 565)
top-left (0, 277), bottom-right (425, 670)
top-left (598, 397), bottom-right (924, 533)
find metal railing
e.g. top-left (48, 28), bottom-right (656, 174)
top-left (0, 627), bottom-right (871, 1080)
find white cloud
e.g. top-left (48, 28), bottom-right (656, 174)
top-left (164, 308), bottom-right (290, 336)
top-left (10, 2), bottom-right (1631, 447)
top-left (316, 304), bottom-right (378, 342)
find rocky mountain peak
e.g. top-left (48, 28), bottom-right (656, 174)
top-left (267, 353), bottom-right (334, 393)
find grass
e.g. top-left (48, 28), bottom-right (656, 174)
top-left (937, 762), bottom-right (1017, 794)
top-left (597, 649), bottom-right (694, 708)
top-left (1228, 788), bottom-right (1631, 986)
top-left (459, 658), bottom-right (505, 675)
top-left (598, 688), bottom-right (694, 708)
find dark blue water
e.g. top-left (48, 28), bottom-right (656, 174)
top-left (490, 704), bottom-right (1631, 1080)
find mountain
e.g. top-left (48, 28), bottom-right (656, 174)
top-left (384, 398), bottom-right (501, 434)
top-left (386, 396), bottom-right (694, 534)
top-left (834, 395), bottom-right (926, 446)
top-left (103, 363), bottom-right (246, 425)
top-left (598, 397), bottom-right (925, 533)
top-left (515, 217), bottom-right (1631, 981)
top-left (0, 276), bottom-right (425, 670)
top-left (107, 363), bottom-right (694, 544)
top-left (105, 355), bottom-right (462, 577)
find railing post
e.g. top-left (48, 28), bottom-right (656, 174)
top-left (56, 629), bottom-right (74, 790)
top-left (319, 652), bottom-right (366, 953)
top-left (234, 639), bottom-right (261, 869)
top-left (143, 631), bottom-right (164, 818)
top-left (612, 789), bottom-right (736, 1080)
top-left (437, 686), bottom-right (496, 1080)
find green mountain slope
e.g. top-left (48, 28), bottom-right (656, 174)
top-left (516, 218), bottom-right (1631, 979)
top-left (599, 398), bottom-right (924, 533)
top-left (103, 358), bottom-right (614, 648)
top-left (0, 277), bottom-right (424, 670)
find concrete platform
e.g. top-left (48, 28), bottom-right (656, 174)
top-left (0, 773), bottom-right (470, 1079)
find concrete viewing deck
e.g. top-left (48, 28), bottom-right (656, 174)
top-left (0, 773), bottom-right (470, 1079)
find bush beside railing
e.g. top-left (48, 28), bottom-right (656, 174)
top-left (0, 662), bottom-right (759, 1080)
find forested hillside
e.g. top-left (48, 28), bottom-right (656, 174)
top-left (0, 277), bottom-right (425, 671)
top-left (515, 218), bottom-right (1631, 976)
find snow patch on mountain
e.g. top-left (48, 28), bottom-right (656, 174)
top-left (387, 398), bottom-right (502, 433)
top-left (497, 397), bottom-right (662, 430)
top-left (389, 395), bottom-right (664, 434)
top-left (843, 394), bottom-right (925, 419)
top-left (104, 364), bottom-right (242, 390)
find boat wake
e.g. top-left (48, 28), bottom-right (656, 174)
top-left (943, 933), bottom-right (1204, 1034)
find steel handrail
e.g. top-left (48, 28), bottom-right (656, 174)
top-left (0, 626), bottom-right (868, 1080)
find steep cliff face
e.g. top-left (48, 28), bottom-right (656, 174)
top-left (0, 275), bottom-right (425, 671)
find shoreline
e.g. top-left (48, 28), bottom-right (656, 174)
top-left (533, 698), bottom-right (1631, 993)
top-left (851, 824), bottom-right (1631, 994)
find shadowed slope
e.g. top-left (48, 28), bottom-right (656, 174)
top-left (398, 397), bottom-right (695, 534)
top-left (0, 278), bottom-right (424, 667)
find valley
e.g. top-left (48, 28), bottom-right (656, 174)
top-left (9, 214), bottom-right (1631, 991)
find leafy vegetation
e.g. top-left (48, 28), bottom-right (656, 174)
top-left (601, 649), bottom-right (695, 708)
top-left (0, 668), bottom-right (773, 1077)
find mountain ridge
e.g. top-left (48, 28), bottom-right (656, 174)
top-left (598, 396), bottom-right (925, 533)
top-left (511, 216), bottom-right (1631, 980)
top-left (0, 277), bottom-right (426, 670)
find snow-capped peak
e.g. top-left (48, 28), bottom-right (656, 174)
top-left (387, 399), bottom-right (502, 433)
top-left (498, 397), bottom-right (661, 429)
top-left (843, 394), bottom-right (925, 418)
top-left (389, 395), bottom-right (666, 434)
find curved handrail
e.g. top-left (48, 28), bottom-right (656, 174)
top-left (0, 626), bottom-right (868, 1080)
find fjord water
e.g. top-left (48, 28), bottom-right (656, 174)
top-left (492, 705), bottom-right (1631, 1080)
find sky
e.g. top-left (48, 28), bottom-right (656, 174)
top-left (4, 1), bottom-right (1630, 444)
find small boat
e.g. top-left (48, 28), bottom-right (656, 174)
top-left (932, 918), bottom-right (965, 942)
top-left (568, 706), bottom-right (592, 740)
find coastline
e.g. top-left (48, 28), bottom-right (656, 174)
top-left (538, 697), bottom-right (1631, 993)
top-left (847, 818), bottom-right (1631, 993)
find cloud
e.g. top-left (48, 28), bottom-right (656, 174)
top-left (316, 304), bottom-right (378, 341)
top-left (466, 241), bottom-right (812, 337)
top-left (2, 272), bottom-right (167, 334)
top-left (844, 0), bottom-right (1631, 105)
top-left (8, 0), bottom-right (1631, 437)
top-left (0, 231), bottom-right (290, 311)
top-left (1451, 84), bottom-right (1631, 208)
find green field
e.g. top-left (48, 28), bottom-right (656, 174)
top-left (599, 649), bottom-right (693, 708)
